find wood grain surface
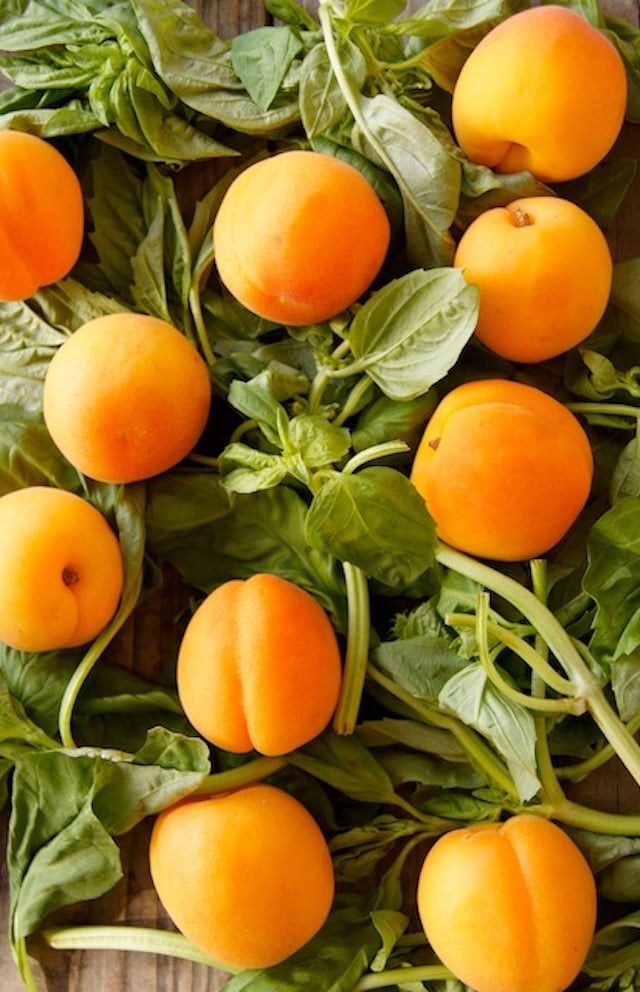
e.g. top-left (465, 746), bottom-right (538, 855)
top-left (0, 0), bottom-right (639, 989)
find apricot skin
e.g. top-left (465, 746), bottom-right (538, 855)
top-left (176, 572), bottom-right (342, 756)
top-left (410, 379), bottom-right (594, 562)
top-left (149, 784), bottom-right (335, 969)
top-left (0, 130), bottom-right (84, 301)
top-left (454, 196), bottom-right (613, 363)
top-left (213, 149), bottom-right (391, 325)
top-left (0, 486), bottom-right (124, 652)
top-left (417, 815), bottom-right (597, 992)
top-left (451, 5), bottom-right (627, 182)
top-left (42, 313), bottom-right (212, 484)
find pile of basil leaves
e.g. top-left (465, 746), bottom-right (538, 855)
top-left (1, 0), bottom-right (640, 989)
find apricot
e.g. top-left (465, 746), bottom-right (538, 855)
top-left (42, 312), bottom-right (212, 484)
top-left (212, 149), bottom-right (391, 325)
top-left (0, 130), bottom-right (84, 301)
top-left (451, 5), bottom-right (627, 182)
top-left (176, 572), bottom-right (342, 756)
top-left (454, 196), bottom-right (613, 363)
top-left (417, 814), bottom-right (597, 992)
top-left (0, 486), bottom-right (124, 652)
top-left (409, 379), bottom-right (593, 562)
top-left (149, 784), bottom-right (335, 969)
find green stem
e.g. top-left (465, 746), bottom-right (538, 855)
top-left (534, 798), bottom-right (640, 836)
top-left (188, 284), bottom-right (216, 368)
top-left (333, 374), bottom-right (374, 427)
top-left (435, 542), bottom-right (640, 787)
top-left (333, 562), bottom-right (371, 735)
top-left (308, 337), bottom-right (352, 414)
top-left (449, 605), bottom-right (578, 701)
top-left (555, 712), bottom-right (640, 781)
top-left (14, 939), bottom-right (40, 992)
top-left (193, 756), bottom-right (288, 795)
top-left (528, 559), bottom-right (570, 808)
top-left (58, 577), bottom-right (143, 749)
top-left (343, 440), bottom-right (409, 475)
top-left (366, 664), bottom-right (518, 798)
top-left (566, 401), bottom-right (640, 421)
top-left (42, 925), bottom-right (234, 971)
top-left (320, 3), bottom-right (367, 129)
top-left (352, 963), bottom-right (453, 991)
top-left (473, 610), bottom-right (580, 716)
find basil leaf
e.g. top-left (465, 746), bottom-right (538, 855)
top-left (288, 415), bottom-right (351, 468)
top-left (222, 901), bottom-right (381, 992)
top-left (612, 655), bottom-right (640, 723)
top-left (8, 732), bottom-right (209, 942)
top-left (346, 268), bottom-right (478, 401)
top-left (231, 26), bottom-right (303, 112)
top-left (354, 94), bottom-right (461, 267)
top-left (300, 42), bottom-right (364, 138)
top-left (0, 302), bottom-right (66, 418)
top-left (344, 0), bottom-right (405, 24)
top-left (218, 444), bottom-right (289, 494)
top-left (372, 635), bottom-right (467, 702)
top-left (290, 730), bottom-right (399, 807)
top-left (131, 0), bottom-right (300, 133)
top-left (439, 664), bottom-right (540, 802)
top-left (305, 466), bottom-right (436, 589)
top-left (145, 472), bottom-right (346, 626)
top-left (584, 496), bottom-right (640, 666)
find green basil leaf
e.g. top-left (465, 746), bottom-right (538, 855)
top-left (305, 466), bottom-right (436, 589)
top-left (584, 496), bottom-right (640, 666)
top-left (0, 302), bottom-right (65, 418)
top-left (218, 443), bottom-right (289, 494)
top-left (8, 732), bottom-right (209, 941)
top-left (352, 391), bottom-right (437, 453)
top-left (343, 0), bottom-right (405, 24)
top-left (221, 901), bottom-right (381, 992)
top-left (372, 635), bottom-right (467, 702)
top-left (145, 472), bottom-right (346, 627)
top-left (612, 655), bottom-right (640, 723)
top-left (288, 415), bottom-right (351, 468)
top-left (131, 0), bottom-right (300, 133)
top-left (438, 664), bottom-right (540, 802)
top-left (354, 94), bottom-right (461, 267)
top-left (346, 268), bottom-right (478, 401)
top-left (300, 42), bottom-right (363, 138)
top-left (290, 730), bottom-right (398, 806)
top-left (231, 26), bottom-right (303, 112)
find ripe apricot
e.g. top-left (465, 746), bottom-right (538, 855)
top-left (0, 486), bottom-right (124, 652)
top-left (42, 312), bottom-right (212, 484)
top-left (176, 572), bottom-right (342, 755)
top-left (0, 130), bottom-right (84, 301)
top-left (451, 5), bottom-right (627, 182)
top-left (409, 379), bottom-right (593, 562)
top-left (212, 149), bottom-right (391, 325)
top-left (454, 196), bottom-right (613, 363)
top-left (417, 814), bottom-right (597, 992)
top-left (149, 783), bottom-right (335, 969)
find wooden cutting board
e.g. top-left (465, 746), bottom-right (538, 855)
top-left (0, 1), bottom-right (638, 989)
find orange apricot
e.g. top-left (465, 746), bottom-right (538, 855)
top-left (149, 783), bottom-right (335, 969)
top-left (42, 312), bottom-right (212, 484)
top-left (454, 196), bottom-right (613, 363)
top-left (0, 130), bottom-right (84, 301)
top-left (417, 814), bottom-right (597, 992)
top-left (409, 379), bottom-right (594, 562)
top-left (0, 486), bottom-right (124, 652)
top-left (451, 5), bottom-right (627, 182)
top-left (176, 572), bottom-right (342, 756)
top-left (212, 149), bottom-right (391, 325)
